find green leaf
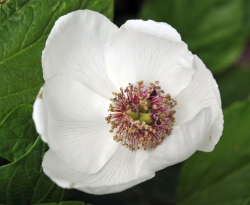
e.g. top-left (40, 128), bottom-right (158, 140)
top-left (243, 197), bottom-right (250, 205)
top-left (0, 104), bottom-right (37, 162)
top-left (140, 0), bottom-right (250, 74)
top-left (177, 97), bottom-right (250, 205)
top-left (216, 67), bottom-right (250, 108)
top-left (0, 137), bottom-right (66, 205)
top-left (31, 172), bottom-right (66, 204)
top-left (0, 0), bottom-right (114, 122)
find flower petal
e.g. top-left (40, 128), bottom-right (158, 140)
top-left (198, 80), bottom-right (224, 152)
top-left (174, 55), bottom-right (223, 147)
top-left (198, 112), bottom-right (224, 152)
top-left (42, 10), bottom-right (118, 99)
top-left (123, 20), bottom-right (181, 41)
top-left (139, 108), bottom-right (213, 176)
top-left (33, 75), bottom-right (119, 174)
top-left (42, 146), bottom-right (154, 195)
top-left (105, 20), bottom-right (194, 98)
top-left (33, 86), bottom-right (48, 143)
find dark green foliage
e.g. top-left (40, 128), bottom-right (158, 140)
top-left (177, 98), bottom-right (250, 205)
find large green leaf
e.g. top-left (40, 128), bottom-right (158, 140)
top-left (0, 137), bottom-right (66, 205)
top-left (140, 0), bottom-right (250, 74)
top-left (216, 67), bottom-right (250, 108)
top-left (177, 97), bottom-right (250, 205)
top-left (0, 104), bottom-right (37, 162)
top-left (0, 0), bottom-right (113, 122)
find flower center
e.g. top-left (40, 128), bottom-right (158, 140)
top-left (105, 81), bottom-right (177, 151)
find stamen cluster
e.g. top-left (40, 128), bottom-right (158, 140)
top-left (105, 81), bottom-right (177, 150)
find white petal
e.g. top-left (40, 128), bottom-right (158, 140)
top-left (123, 20), bottom-right (181, 41)
top-left (105, 25), bottom-right (194, 98)
top-left (197, 78), bottom-right (224, 152)
top-left (198, 106), bottom-right (224, 151)
top-left (32, 86), bottom-right (48, 143)
top-left (213, 79), bottom-right (222, 107)
top-left (139, 108), bottom-right (213, 176)
top-left (35, 75), bottom-right (119, 174)
top-left (42, 10), bottom-right (118, 99)
top-left (42, 146), bottom-right (154, 195)
top-left (175, 55), bottom-right (222, 125)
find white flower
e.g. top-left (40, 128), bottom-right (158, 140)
top-left (32, 10), bottom-right (223, 195)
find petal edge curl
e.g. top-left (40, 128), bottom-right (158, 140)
top-left (123, 19), bottom-right (181, 41)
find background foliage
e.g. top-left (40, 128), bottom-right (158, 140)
top-left (0, 0), bottom-right (249, 204)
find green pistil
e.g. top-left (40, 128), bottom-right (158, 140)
top-left (139, 99), bottom-right (151, 113)
top-left (127, 109), bottom-right (140, 120)
top-left (127, 99), bottom-right (153, 124)
top-left (138, 113), bottom-right (153, 124)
